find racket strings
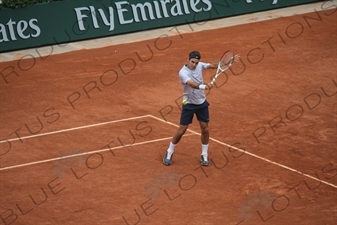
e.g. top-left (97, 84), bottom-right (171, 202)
top-left (211, 51), bottom-right (235, 85)
top-left (219, 55), bottom-right (233, 70)
top-left (220, 52), bottom-right (234, 66)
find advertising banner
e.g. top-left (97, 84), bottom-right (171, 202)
top-left (0, 0), bottom-right (320, 53)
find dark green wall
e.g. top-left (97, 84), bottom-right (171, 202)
top-left (0, 0), bottom-right (320, 53)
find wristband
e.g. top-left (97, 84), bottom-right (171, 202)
top-left (199, 84), bottom-right (206, 90)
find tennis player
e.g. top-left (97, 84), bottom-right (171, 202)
top-left (163, 50), bottom-right (218, 166)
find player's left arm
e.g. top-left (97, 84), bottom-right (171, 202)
top-left (206, 63), bottom-right (218, 69)
top-left (234, 54), bottom-right (240, 62)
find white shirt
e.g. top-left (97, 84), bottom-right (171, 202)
top-left (179, 62), bottom-right (210, 105)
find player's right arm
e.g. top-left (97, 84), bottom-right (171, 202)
top-left (185, 80), bottom-right (213, 90)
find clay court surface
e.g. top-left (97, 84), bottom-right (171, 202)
top-left (0, 6), bottom-right (336, 225)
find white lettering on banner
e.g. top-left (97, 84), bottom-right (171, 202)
top-left (0, 18), bottom-right (41, 43)
top-left (74, 7), bottom-right (90, 30)
top-left (98, 7), bottom-right (115, 31)
top-left (115, 1), bottom-right (133, 24)
top-left (246, 0), bottom-right (278, 4)
top-left (74, 0), bottom-right (212, 31)
top-left (75, 6), bottom-right (115, 31)
top-left (132, 2), bottom-right (156, 21)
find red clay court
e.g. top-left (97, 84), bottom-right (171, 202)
top-left (0, 3), bottom-right (336, 225)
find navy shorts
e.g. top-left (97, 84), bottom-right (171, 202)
top-left (180, 100), bottom-right (210, 125)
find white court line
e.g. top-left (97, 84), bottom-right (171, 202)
top-left (0, 115), bottom-right (150, 144)
top-left (2, 114), bottom-right (336, 189)
top-left (148, 115), bottom-right (337, 189)
top-left (0, 133), bottom-right (195, 171)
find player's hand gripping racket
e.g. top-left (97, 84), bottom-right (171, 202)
top-left (210, 50), bottom-right (235, 85)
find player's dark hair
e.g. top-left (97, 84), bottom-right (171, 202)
top-left (189, 51), bottom-right (201, 60)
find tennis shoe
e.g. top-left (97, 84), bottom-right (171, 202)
top-left (200, 154), bottom-right (210, 166)
top-left (163, 152), bottom-right (173, 166)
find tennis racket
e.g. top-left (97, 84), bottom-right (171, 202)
top-left (210, 50), bottom-right (235, 85)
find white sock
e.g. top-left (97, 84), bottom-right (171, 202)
top-left (201, 144), bottom-right (209, 156)
top-left (166, 142), bottom-right (176, 159)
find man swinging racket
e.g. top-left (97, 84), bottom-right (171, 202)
top-left (163, 50), bottom-right (239, 166)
